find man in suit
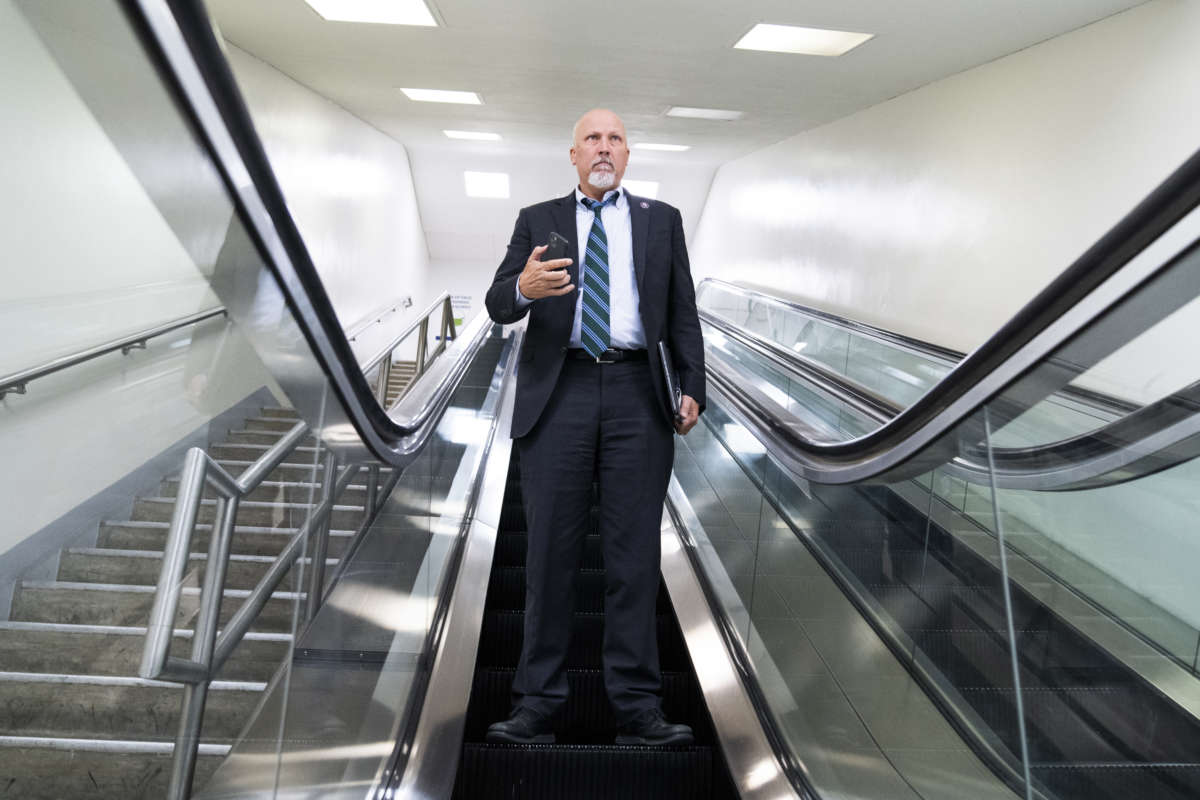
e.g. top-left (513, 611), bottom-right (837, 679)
top-left (484, 108), bottom-right (705, 746)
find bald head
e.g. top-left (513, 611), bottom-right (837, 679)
top-left (570, 109), bottom-right (631, 200)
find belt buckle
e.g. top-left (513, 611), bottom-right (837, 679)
top-left (595, 350), bottom-right (617, 364)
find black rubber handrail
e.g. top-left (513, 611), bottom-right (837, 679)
top-left (129, 0), bottom-right (482, 467)
top-left (701, 308), bottom-right (1200, 491)
top-left (699, 278), bottom-right (1141, 417)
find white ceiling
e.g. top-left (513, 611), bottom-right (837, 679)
top-left (207, 0), bottom-right (1147, 261)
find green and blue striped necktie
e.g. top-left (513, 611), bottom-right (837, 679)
top-left (579, 194), bottom-right (618, 358)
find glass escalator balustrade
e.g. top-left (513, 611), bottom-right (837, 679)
top-left (691, 258), bottom-right (1200, 798)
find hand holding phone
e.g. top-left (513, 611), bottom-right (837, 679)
top-left (519, 234), bottom-right (574, 300)
top-left (544, 231), bottom-right (570, 268)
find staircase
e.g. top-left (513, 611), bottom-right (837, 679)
top-left (0, 406), bottom-right (374, 799)
top-left (384, 360), bottom-right (419, 407)
top-left (452, 453), bottom-right (737, 799)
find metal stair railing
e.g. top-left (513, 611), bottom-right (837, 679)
top-left (0, 307), bottom-right (226, 400)
top-left (138, 420), bottom-right (396, 799)
top-left (361, 293), bottom-right (457, 408)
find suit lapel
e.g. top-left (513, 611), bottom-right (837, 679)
top-left (628, 192), bottom-right (649, 293)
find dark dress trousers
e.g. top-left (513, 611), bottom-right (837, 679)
top-left (484, 190), bottom-right (705, 724)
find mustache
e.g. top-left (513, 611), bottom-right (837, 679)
top-left (591, 158), bottom-right (614, 169)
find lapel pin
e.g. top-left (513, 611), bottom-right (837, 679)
top-left (640, 201), bottom-right (649, 209)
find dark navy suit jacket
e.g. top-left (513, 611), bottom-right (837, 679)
top-left (485, 190), bottom-right (705, 439)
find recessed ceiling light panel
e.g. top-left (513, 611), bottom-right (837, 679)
top-left (464, 171), bottom-right (510, 199)
top-left (633, 143), bottom-right (691, 152)
top-left (665, 106), bottom-right (743, 121)
top-left (444, 130), bottom-right (502, 141)
top-left (622, 180), bottom-right (659, 199)
top-left (734, 23), bottom-right (873, 56)
top-left (305, 0), bottom-right (436, 26)
top-left (401, 88), bottom-right (482, 104)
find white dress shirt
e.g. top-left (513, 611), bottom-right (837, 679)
top-left (515, 186), bottom-right (647, 350)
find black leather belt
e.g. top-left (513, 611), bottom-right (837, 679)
top-left (566, 347), bottom-right (648, 364)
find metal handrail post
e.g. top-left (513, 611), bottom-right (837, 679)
top-left (445, 297), bottom-right (457, 341)
top-left (305, 452), bottom-right (339, 621)
top-left (376, 357), bottom-right (393, 406)
top-left (167, 491), bottom-right (238, 800)
top-left (141, 449), bottom-right (206, 679)
top-left (365, 464), bottom-right (380, 518)
top-left (415, 317), bottom-right (429, 379)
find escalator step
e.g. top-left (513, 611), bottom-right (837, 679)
top-left (486, 567), bottom-right (669, 613)
top-left (463, 668), bottom-right (699, 743)
top-left (494, 532), bottom-right (605, 569)
top-left (961, 686), bottom-right (1200, 765)
top-left (913, 629), bottom-right (1134, 688)
top-left (478, 611), bottom-right (688, 671)
top-left (1030, 763), bottom-right (1200, 800)
top-left (454, 743), bottom-right (717, 800)
top-left (498, 506), bottom-right (601, 535)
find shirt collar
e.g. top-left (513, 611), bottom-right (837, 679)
top-left (575, 185), bottom-right (626, 210)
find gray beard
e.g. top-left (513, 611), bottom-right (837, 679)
top-left (587, 170), bottom-right (616, 190)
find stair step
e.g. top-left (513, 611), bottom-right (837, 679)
top-left (0, 622), bottom-right (287, 682)
top-left (0, 672), bottom-right (263, 742)
top-left (493, 532), bottom-right (604, 569)
top-left (215, 459), bottom-right (387, 485)
top-left (463, 668), bottom-right (698, 744)
top-left (161, 477), bottom-right (369, 504)
top-left (58, 548), bottom-right (337, 591)
top-left (0, 736), bottom-right (225, 800)
top-left (222, 430), bottom-right (319, 447)
top-left (454, 743), bottom-right (717, 800)
top-left (486, 567), bottom-right (669, 614)
top-left (208, 442), bottom-right (321, 461)
top-left (260, 406), bottom-right (301, 419)
top-left (242, 416), bottom-right (306, 433)
top-left (12, 581), bottom-right (301, 632)
top-left (130, 497), bottom-right (365, 529)
top-left (99, 520), bottom-right (355, 558)
top-left (478, 611), bottom-right (686, 671)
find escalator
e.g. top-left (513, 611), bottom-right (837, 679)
top-left (8, 1), bottom-right (1200, 798)
top-left (675, 184), bottom-right (1200, 799)
top-left (451, 451), bottom-right (736, 799)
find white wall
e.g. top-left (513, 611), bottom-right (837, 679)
top-left (691, 0), bottom-right (1200, 361)
top-left (0, 0), bottom-right (219, 375)
top-left (223, 44), bottom-right (430, 330)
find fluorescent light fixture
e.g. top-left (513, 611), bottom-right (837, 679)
top-left (401, 88), bottom-right (482, 105)
top-left (464, 171), bottom-right (509, 199)
top-left (444, 130), bottom-right (502, 141)
top-left (622, 180), bottom-right (659, 199)
top-left (666, 106), bottom-right (743, 121)
top-left (633, 143), bottom-right (691, 152)
top-left (305, 0), bottom-right (436, 26)
top-left (734, 23), bottom-right (873, 56)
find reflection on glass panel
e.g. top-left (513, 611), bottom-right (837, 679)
top-left (697, 280), bottom-right (955, 412)
top-left (677, 404), bottom-right (1022, 797)
top-left (197, 329), bottom-right (508, 799)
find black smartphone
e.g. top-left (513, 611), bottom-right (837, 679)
top-left (544, 231), bottom-right (570, 268)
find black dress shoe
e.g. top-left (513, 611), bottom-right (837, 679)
top-left (615, 708), bottom-right (694, 745)
top-left (485, 707), bottom-right (556, 744)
